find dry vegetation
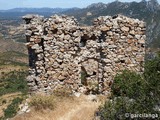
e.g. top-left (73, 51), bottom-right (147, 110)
top-left (12, 93), bottom-right (106, 120)
top-left (30, 94), bottom-right (55, 110)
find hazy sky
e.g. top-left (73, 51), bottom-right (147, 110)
top-left (0, 0), bottom-right (159, 10)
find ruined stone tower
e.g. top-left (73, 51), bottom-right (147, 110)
top-left (23, 14), bottom-right (145, 95)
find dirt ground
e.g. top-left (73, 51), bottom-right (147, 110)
top-left (13, 95), bottom-right (106, 120)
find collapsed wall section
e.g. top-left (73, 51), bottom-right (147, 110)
top-left (23, 14), bottom-right (146, 95)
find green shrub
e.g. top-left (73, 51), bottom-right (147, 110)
top-left (3, 97), bottom-right (23, 119)
top-left (0, 70), bottom-right (28, 96)
top-left (99, 53), bottom-right (160, 120)
top-left (99, 71), bottom-right (152, 120)
top-left (30, 94), bottom-right (55, 110)
top-left (112, 70), bottom-right (146, 99)
top-left (144, 53), bottom-right (160, 104)
top-left (99, 97), bottom-right (134, 120)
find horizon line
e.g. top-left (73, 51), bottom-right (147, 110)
top-left (0, 0), bottom-right (156, 11)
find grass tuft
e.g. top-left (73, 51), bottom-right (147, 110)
top-left (30, 94), bottom-right (55, 110)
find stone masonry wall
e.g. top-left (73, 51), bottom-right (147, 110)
top-left (23, 14), bottom-right (146, 95)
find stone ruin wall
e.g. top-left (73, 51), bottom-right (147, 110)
top-left (23, 14), bottom-right (146, 95)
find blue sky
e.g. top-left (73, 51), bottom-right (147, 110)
top-left (0, 0), bottom-right (159, 10)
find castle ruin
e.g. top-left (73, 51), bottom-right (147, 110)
top-left (23, 14), bottom-right (146, 95)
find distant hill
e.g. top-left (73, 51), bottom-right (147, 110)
top-left (0, 38), bottom-right (27, 54)
top-left (0, 8), bottom-right (69, 13)
top-left (0, 7), bottom-right (79, 19)
top-left (63, 0), bottom-right (160, 48)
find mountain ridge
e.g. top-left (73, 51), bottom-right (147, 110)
top-left (0, 7), bottom-right (79, 13)
top-left (63, 0), bottom-right (160, 48)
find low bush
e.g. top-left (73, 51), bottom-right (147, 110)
top-left (99, 53), bottom-right (160, 120)
top-left (30, 94), bottom-right (55, 110)
top-left (111, 70), bottom-right (146, 99)
top-left (0, 70), bottom-right (28, 96)
top-left (144, 53), bottom-right (160, 104)
top-left (3, 97), bottom-right (23, 119)
top-left (99, 97), bottom-right (134, 120)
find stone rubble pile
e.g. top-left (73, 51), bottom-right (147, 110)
top-left (23, 14), bottom-right (145, 95)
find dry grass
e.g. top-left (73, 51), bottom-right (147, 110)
top-left (51, 87), bottom-right (73, 99)
top-left (12, 94), bottom-right (106, 120)
top-left (0, 65), bottom-right (28, 77)
top-left (30, 94), bottom-right (55, 110)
